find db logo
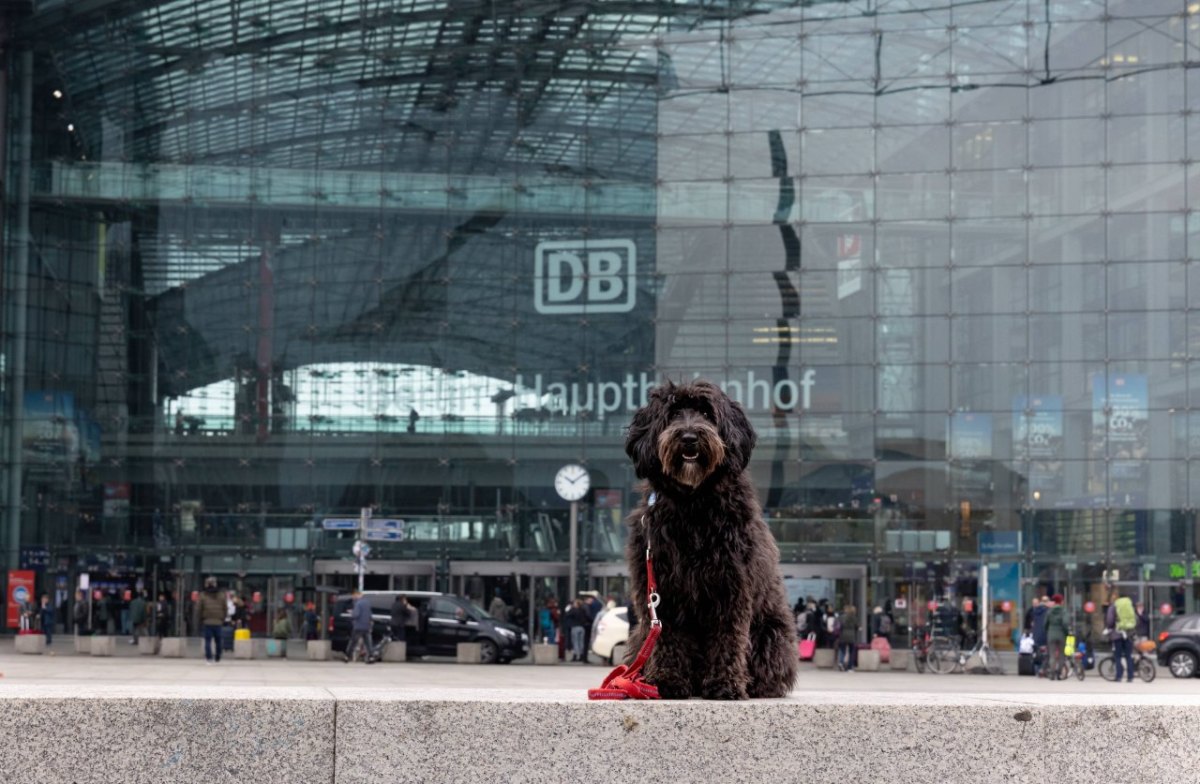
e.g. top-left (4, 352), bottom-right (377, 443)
top-left (13, 586), bottom-right (28, 604)
top-left (534, 240), bottom-right (636, 314)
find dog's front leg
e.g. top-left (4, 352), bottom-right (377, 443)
top-left (698, 614), bottom-right (751, 700)
top-left (641, 634), bottom-right (695, 699)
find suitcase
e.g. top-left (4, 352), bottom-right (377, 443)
top-left (1018, 652), bottom-right (1035, 676)
top-left (798, 633), bottom-right (816, 661)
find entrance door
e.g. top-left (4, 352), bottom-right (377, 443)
top-left (448, 560), bottom-right (569, 642)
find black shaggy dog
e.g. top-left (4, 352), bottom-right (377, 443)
top-left (623, 379), bottom-right (798, 699)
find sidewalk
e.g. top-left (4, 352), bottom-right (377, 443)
top-left (2, 637), bottom-right (1198, 696)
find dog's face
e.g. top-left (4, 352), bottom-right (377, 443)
top-left (625, 380), bottom-right (756, 489)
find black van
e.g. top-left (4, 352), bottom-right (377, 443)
top-left (329, 590), bottom-right (528, 664)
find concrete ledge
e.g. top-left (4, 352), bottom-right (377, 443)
top-left (1, 684), bottom-right (1198, 783)
top-left (159, 638), bottom-right (186, 658)
top-left (90, 636), bottom-right (115, 656)
top-left (307, 640), bottom-right (331, 661)
top-left (15, 634), bottom-right (46, 655)
top-left (73, 636), bottom-right (90, 655)
top-left (329, 689), bottom-right (1200, 783)
top-left (456, 642), bottom-right (481, 664)
top-left (856, 650), bottom-right (881, 671)
top-left (380, 641), bottom-right (407, 662)
top-left (138, 638), bottom-right (159, 655)
top-left (813, 648), bottom-right (835, 669)
top-left (532, 644), bottom-right (558, 665)
top-left (889, 650), bottom-right (911, 671)
top-left (0, 685), bottom-right (334, 783)
top-left (235, 639), bottom-right (266, 659)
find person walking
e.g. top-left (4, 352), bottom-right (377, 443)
top-left (129, 590), bottom-right (147, 645)
top-left (303, 602), bottom-right (319, 641)
top-left (94, 592), bottom-right (111, 636)
top-left (837, 605), bottom-right (858, 672)
top-left (1045, 594), bottom-right (1069, 680)
top-left (1106, 591), bottom-right (1138, 683)
top-left (870, 605), bottom-right (893, 644)
top-left (487, 589), bottom-right (509, 623)
top-left (564, 599), bottom-right (587, 662)
top-left (1030, 597), bottom-right (1049, 676)
top-left (72, 589), bottom-right (89, 636)
top-left (39, 594), bottom-right (56, 648)
top-left (344, 590), bottom-right (375, 664)
top-left (389, 595), bottom-right (414, 644)
top-left (198, 577), bottom-right (227, 665)
top-left (155, 593), bottom-right (172, 638)
top-left (272, 608), bottom-right (291, 658)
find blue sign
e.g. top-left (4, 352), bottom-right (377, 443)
top-left (322, 518), bottom-right (359, 531)
top-left (979, 531), bottom-right (1021, 556)
top-left (364, 519), bottom-right (405, 542)
top-left (19, 547), bottom-right (50, 570)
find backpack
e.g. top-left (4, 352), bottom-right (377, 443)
top-left (795, 612), bottom-right (808, 633)
top-left (1114, 597), bottom-right (1137, 632)
top-left (825, 614), bottom-right (838, 636)
top-left (878, 614), bottom-right (893, 635)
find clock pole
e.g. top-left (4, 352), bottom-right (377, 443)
top-left (569, 499), bottom-right (578, 600)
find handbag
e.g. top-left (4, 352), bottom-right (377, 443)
top-left (798, 633), bottom-right (816, 661)
top-left (870, 635), bottom-right (891, 663)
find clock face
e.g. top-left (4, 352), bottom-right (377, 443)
top-left (554, 464), bottom-right (590, 502)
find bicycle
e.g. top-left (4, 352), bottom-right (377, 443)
top-left (1098, 639), bottom-right (1157, 683)
top-left (911, 626), bottom-right (932, 673)
top-left (1054, 646), bottom-right (1086, 681)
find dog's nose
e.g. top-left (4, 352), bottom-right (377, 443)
top-left (682, 432), bottom-right (698, 446)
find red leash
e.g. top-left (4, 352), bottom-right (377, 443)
top-left (588, 541), bottom-right (662, 700)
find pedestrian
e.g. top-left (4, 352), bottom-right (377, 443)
top-left (129, 590), bottom-right (147, 645)
top-left (390, 594), bottom-right (413, 643)
top-left (272, 608), bottom-right (291, 658)
top-left (303, 602), bottom-right (319, 641)
top-left (837, 605), bottom-right (857, 672)
top-left (539, 597), bottom-right (558, 645)
top-left (155, 593), bottom-right (171, 638)
top-left (581, 592), bottom-right (602, 663)
top-left (1023, 596), bottom-right (1040, 634)
top-left (564, 599), bottom-right (587, 662)
top-left (94, 592), bottom-right (111, 636)
top-left (488, 588), bottom-right (509, 623)
top-left (39, 594), bottom-right (56, 648)
top-left (1045, 593), bottom-right (1069, 680)
top-left (344, 590), bottom-right (375, 663)
top-left (198, 576), bottom-right (227, 665)
top-left (72, 589), bottom-right (89, 636)
top-left (870, 605), bottom-right (893, 644)
top-left (1030, 597), bottom-right (1049, 676)
top-left (1106, 591), bottom-right (1137, 683)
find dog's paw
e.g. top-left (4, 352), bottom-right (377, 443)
top-left (700, 679), bottom-right (749, 701)
top-left (646, 675), bottom-right (692, 700)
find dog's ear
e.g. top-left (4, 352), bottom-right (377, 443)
top-left (625, 381), bottom-right (674, 479)
top-left (712, 385), bottom-right (756, 473)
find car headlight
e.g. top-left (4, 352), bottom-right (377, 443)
top-left (496, 628), bottom-right (515, 639)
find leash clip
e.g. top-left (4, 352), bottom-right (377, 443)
top-left (648, 591), bottom-right (661, 627)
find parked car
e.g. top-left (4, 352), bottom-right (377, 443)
top-left (1157, 613), bottom-right (1200, 678)
top-left (590, 605), bottom-right (629, 665)
top-left (330, 591), bottom-right (528, 664)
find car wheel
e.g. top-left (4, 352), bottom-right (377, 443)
top-left (609, 642), bottom-right (628, 666)
top-left (1168, 650), bottom-right (1197, 678)
top-left (479, 639), bottom-right (499, 664)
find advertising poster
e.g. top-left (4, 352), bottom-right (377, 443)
top-left (22, 391), bottom-right (79, 465)
top-left (1013, 395), bottom-right (1063, 494)
top-left (102, 482), bottom-right (131, 519)
top-left (1090, 374), bottom-right (1148, 495)
top-left (6, 570), bottom-right (35, 629)
top-left (949, 412), bottom-right (993, 460)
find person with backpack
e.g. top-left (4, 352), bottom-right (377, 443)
top-left (1106, 591), bottom-right (1138, 683)
top-left (870, 606), bottom-right (893, 644)
top-left (836, 605), bottom-right (857, 671)
top-left (1045, 594), bottom-right (1070, 680)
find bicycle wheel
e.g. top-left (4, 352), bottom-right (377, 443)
top-left (1137, 656), bottom-right (1157, 683)
top-left (913, 650), bottom-right (927, 673)
top-left (1097, 656), bottom-right (1116, 682)
top-left (1075, 660), bottom-right (1085, 681)
top-left (927, 647), bottom-right (959, 675)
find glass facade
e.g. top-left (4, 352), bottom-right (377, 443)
top-left (4, 0), bottom-right (1200, 642)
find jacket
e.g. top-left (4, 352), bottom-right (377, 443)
top-left (351, 597), bottom-right (373, 632)
top-left (838, 611), bottom-right (857, 644)
top-left (272, 616), bottom-right (291, 639)
top-left (1030, 605), bottom-right (1049, 646)
top-left (73, 600), bottom-right (88, 626)
top-left (130, 597), bottom-right (147, 625)
top-left (1045, 606), bottom-right (1069, 642)
top-left (197, 588), bottom-right (227, 626)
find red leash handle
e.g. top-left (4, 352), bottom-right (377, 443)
top-left (588, 542), bottom-right (662, 700)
